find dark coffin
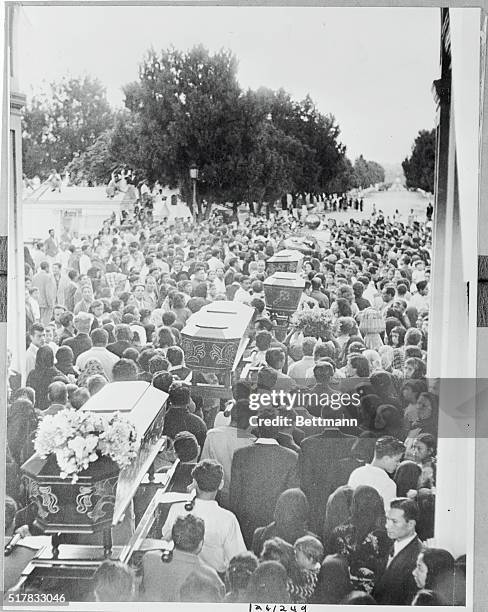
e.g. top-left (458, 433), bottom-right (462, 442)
top-left (21, 382), bottom-right (168, 534)
top-left (264, 272), bottom-right (305, 316)
top-left (266, 249), bottom-right (304, 275)
top-left (180, 301), bottom-right (254, 372)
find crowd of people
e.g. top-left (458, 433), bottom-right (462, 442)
top-left (5, 191), bottom-right (466, 605)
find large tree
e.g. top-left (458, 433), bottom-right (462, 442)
top-left (351, 155), bottom-right (385, 189)
top-left (22, 76), bottom-right (114, 179)
top-left (402, 129), bottom-right (436, 193)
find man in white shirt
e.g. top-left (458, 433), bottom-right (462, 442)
top-left (233, 276), bottom-right (252, 304)
top-left (207, 248), bottom-right (225, 272)
top-left (408, 280), bottom-right (429, 312)
top-left (348, 436), bottom-right (405, 511)
top-left (201, 399), bottom-right (256, 507)
top-left (25, 323), bottom-right (46, 377)
top-left (76, 329), bottom-right (119, 381)
top-left (161, 459), bottom-right (246, 574)
top-left (79, 245), bottom-right (92, 276)
top-left (287, 337), bottom-right (317, 384)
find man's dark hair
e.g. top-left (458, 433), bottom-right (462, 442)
top-left (255, 330), bottom-right (273, 351)
top-left (166, 346), bottom-right (184, 366)
top-left (313, 360), bottom-right (335, 384)
top-left (162, 311), bottom-right (177, 326)
top-left (137, 348), bottom-right (158, 372)
top-left (71, 387), bottom-right (91, 410)
top-left (112, 358), bottom-right (138, 382)
top-left (115, 324), bottom-right (132, 342)
top-left (172, 514), bottom-right (205, 553)
top-left (390, 497), bottom-right (419, 523)
top-left (265, 348), bottom-right (285, 370)
top-left (59, 312), bottom-right (74, 328)
top-left (90, 328), bottom-right (109, 346)
top-left (173, 431), bottom-right (200, 462)
top-left (192, 283), bottom-right (208, 299)
top-left (93, 560), bottom-right (135, 602)
top-left (352, 281), bottom-right (364, 297)
top-left (349, 355), bottom-right (370, 377)
top-left (191, 459), bottom-right (224, 492)
top-left (255, 317), bottom-right (273, 332)
top-left (415, 432), bottom-right (436, 455)
top-left (232, 381), bottom-right (252, 401)
top-left (122, 347), bottom-right (139, 362)
top-left (30, 322), bottom-right (45, 335)
top-left (375, 436), bottom-right (405, 460)
top-left (179, 573), bottom-right (222, 603)
top-left (231, 399), bottom-right (253, 430)
top-left (68, 269), bottom-right (78, 281)
top-left (313, 342), bottom-right (335, 361)
top-left (87, 375), bottom-right (107, 396)
top-left (168, 380), bottom-right (191, 406)
top-left (48, 381), bottom-right (68, 404)
top-left (152, 372), bottom-right (175, 393)
top-left (148, 354), bottom-right (169, 375)
top-left (256, 407), bottom-right (279, 439)
top-left (416, 280), bottom-right (428, 292)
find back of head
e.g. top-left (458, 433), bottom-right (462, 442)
top-left (179, 572), bottom-right (222, 603)
top-left (274, 488), bottom-right (309, 535)
top-left (227, 552), bottom-right (259, 592)
top-left (374, 436), bottom-right (405, 460)
top-left (341, 590), bottom-right (376, 604)
top-left (350, 485), bottom-right (385, 536)
top-left (71, 387), bottom-right (91, 410)
top-left (115, 323), bottom-right (131, 343)
top-left (314, 554), bottom-right (352, 604)
top-left (112, 358), bottom-right (138, 382)
top-left (74, 312), bottom-right (93, 335)
top-left (168, 380), bottom-right (191, 407)
top-left (152, 371), bottom-right (175, 393)
top-left (87, 375), bottom-right (108, 396)
top-left (302, 336), bottom-right (317, 357)
top-left (93, 560), bottom-right (135, 602)
top-left (48, 381), bottom-right (67, 405)
top-left (90, 328), bottom-right (108, 347)
top-left (166, 345), bottom-right (184, 366)
top-left (173, 431), bottom-right (199, 462)
top-left (191, 459), bottom-right (223, 492)
top-left (36, 345), bottom-right (54, 369)
top-left (231, 399), bottom-right (253, 430)
top-left (172, 514), bottom-right (205, 553)
top-left (423, 548), bottom-right (455, 592)
top-left (246, 561), bottom-right (290, 604)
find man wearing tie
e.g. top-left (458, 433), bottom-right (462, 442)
top-left (373, 497), bottom-right (423, 605)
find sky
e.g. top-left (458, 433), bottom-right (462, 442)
top-left (17, 6), bottom-right (440, 165)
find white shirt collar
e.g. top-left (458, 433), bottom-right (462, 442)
top-left (255, 438), bottom-right (279, 445)
top-left (392, 533), bottom-right (417, 558)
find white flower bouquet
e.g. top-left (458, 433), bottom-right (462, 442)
top-left (34, 409), bottom-right (139, 483)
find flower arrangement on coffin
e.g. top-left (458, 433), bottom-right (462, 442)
top-left (291, 307), bottom-right (335, 340)
top-left (34, 409), bottom-right (139, 483)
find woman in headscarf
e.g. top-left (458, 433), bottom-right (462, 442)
top-left (77, 359), bottom-right (108, 388)
top-left (246, 560), bottom-right (290, 603)
top-left (412, 548), bottom-right (456, 605)
top-left (374, 404), bottom-right (405, 440)
top-left (252, 488), bottom-right (315, 557)
top-left (322, 485), bottom-right (353, 553)
top-left (26, 346), bottom-right (63, 411)
top-left (394, 460), bottom-right (422, 497)
top-left (370, 371), bottom-right (401, 410)
top-left (54, 345), bottom-right (79, 379)
top-left (311, 554), bottom-right (353, 604)
top-left (328, 485), bottom-right (390, 594)
top-left (7, 398), bottom-right (38, 465)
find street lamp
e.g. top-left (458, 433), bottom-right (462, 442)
top-left (189, 163), bottom-right (199, 218)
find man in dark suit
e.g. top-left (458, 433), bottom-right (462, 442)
top-left (373, 497), bottom-right (424, 605)
top-left (167, 346), bottom-right (192, 381)
top-left (107, 324), bottom-right (136, 358)
top-left (298, 425), bottom-right (356, 532)
top-left (62, 312), bottom-right (93, 361)
top-left (229, 408), bottom-right (299, 546)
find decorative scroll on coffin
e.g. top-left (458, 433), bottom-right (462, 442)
top-left (180, 301), bottom-right (254, 372)
top-left (21, 382), bottom-right (168, 534)
top-left (264, 272), bottom-right (305, 316)
top-left (266, 249), bottom-right (304, 276)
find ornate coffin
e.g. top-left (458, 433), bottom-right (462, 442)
top-left (264, 272), bottom-right (305, 316)
top-left (21, 382), bottom-right (168, 535)
top-left (180, 301), bottom-right (254, 372)
top-left (266, 249), bottom-right (304, 275)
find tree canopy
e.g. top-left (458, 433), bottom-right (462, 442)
top-left (22, 46), bottom-right (386, 204)
top-left (22, 76), bottom-right (114, 179)
top-left (402, 129), bottom-right (436, 193)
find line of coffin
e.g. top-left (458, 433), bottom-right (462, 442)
top-left (180, 300), bottom-right (254, 371)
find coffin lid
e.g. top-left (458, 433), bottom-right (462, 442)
top-left (182, 300), bottom-right (253, 340)
top-left (264, 272), bottom-right (306, 289)
top-left (81, 381), bottom-right (168, 438)
top-left (267, 249), bottom-right (304, 264)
